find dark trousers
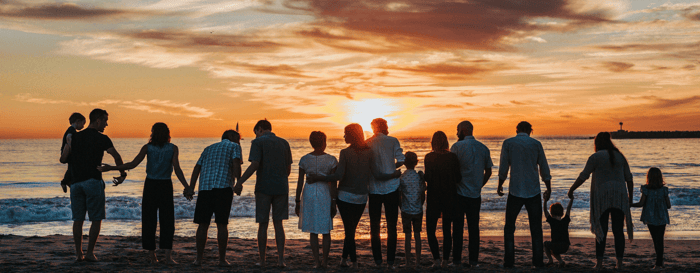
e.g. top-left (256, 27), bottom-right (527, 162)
top-left (504, 194), bottom-right (543, 267)
top-left (595, 208), bottom-right (625, 259)
top-left (426, 202), bottom-right (454, 262)
top-left (142, 178), bottom-right (175, 250)
top-left (454, 195), bottom-right (481, 265)
top-left (369, 190), bottom-right (400, 265)
top-left (648, 224), bottom-right (665, 266)
top-left (337, 199), bottom-right (366, 262)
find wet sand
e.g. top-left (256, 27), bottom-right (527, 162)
top-left (1, 234), bottom-right (699, 272)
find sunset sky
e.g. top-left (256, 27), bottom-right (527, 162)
top-left (1, 0), bottom-right (699, 139)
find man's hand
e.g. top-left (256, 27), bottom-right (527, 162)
top-left (543, 188), bottom-right (551, 201)
top-left (567, 188), bottom-right (575, 199)
top-left (417, 170), bottom-right (424, 181)
top-left (294, 200), bottom-right (301, 216)
top-left (392, 170), bottom-right (402, 178)
top-left (112, 174), bottom-right (126, 186)
top-left (497, 184), bottom-right (504, 196)
top-left (233, 182), bottom-right (243, 196)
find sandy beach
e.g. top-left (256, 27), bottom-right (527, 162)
top-left (1, 234), bottom-right (698, 272)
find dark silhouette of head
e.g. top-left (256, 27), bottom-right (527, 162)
top-left (431, 131), bottom-right (450, 152)
top-left (594, 132), bottom-right (623, 166)
top-left (344, 123), bottom-right (368, 150)
top-left (550, 202), bottom-right (564, 217)
top-left (253, 119), bottom-right (272, 137)
top-left (457, 120), bottom-right (474, 140)
top-left (222, 130), bottom-right (240, 144)
top-left (371, 118), bottom-right (389, 135)
top-left (88, 109), bottom-right (109, 132)
top-left (516, 121), bottom-right (532, 135)
top-left (149, 122), bottom-right (171, 147)
top-left (646, 167), bottom-right (665, 189)
top-left (404, 152), bottom-right (418, 169)
top-left (309, 131), bottom-right (327, 150)
top-left (69, 113), bottom-right (86, 125)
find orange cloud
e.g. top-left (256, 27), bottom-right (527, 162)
top-left (601, 61), bottom-right (634, 72)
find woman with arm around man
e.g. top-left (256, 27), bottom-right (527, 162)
top-left (310, 123), bottom-right (401, 268)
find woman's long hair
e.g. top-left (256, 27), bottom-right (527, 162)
top-left (646, 167), bottom-right (665, 189)
top-left (149, 122), bottom-right (171, 147)
top-left (345, 123), bottom-right (368, 151)
top-left (594, 132), bottom-right (623, 166)
top-left (431, 131), bottom-right (450, 152)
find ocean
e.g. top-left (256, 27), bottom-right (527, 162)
top-left (1, 137), bottom-right (699, 240)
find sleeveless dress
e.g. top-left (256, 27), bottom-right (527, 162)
top-left (298, 153), bottom-right (338, 234)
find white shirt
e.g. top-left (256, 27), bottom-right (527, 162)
top-left (367, 133), bottom-right (405, 195)
top-left (450, 136), bottom-right (493, 198)
top-left (498, 133), bottom-right (551, 198)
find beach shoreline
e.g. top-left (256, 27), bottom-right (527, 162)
top-left (1, 235), bottom-right (698, 272)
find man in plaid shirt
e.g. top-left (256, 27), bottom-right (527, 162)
top-left (188, 130), bottom-right (242, 266)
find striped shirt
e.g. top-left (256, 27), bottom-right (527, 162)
top-left (196, 139), bottom-right (242, 191)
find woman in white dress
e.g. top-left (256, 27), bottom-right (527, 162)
top-left (295, 131), bottom-right (337, 268)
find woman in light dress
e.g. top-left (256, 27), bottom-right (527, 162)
top-left (295, 131), bottom-right (337, 269)
top-left (568, 132), bottom-right (634, 270)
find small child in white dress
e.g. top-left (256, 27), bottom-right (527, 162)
top-left (295, 131), bottom-right (338, 268)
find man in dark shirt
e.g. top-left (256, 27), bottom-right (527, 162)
top-left (238, 120), bottom-right (293, 268)
top-left (60, 108), bottom-right (127, 262)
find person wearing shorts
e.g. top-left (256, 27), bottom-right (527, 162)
top-left (60, 109), bottom-right (127, 262)
top-left (238, 120), bottom-right (293, 268)
top-left (398, 152), bottom-right (425, 268)
top-left (188, 130), bottom-right (242, 266)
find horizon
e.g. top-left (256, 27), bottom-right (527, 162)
top-left (2, 0), bottom-right (700, 138)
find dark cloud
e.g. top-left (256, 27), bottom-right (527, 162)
top-left (683, 65), bottom-right (696, 70)
top-left (0, 3), bottom-right (153, 20)
top-left (282, 0), bottom-right (619, 52)
top-left (383, 62), bottom-right (510, 80)
top-left (637, 95), bottom-right (700, 109)
top-left (223, 62), bottom-right (313, 78)
top-left (126, 30), bottom-right (282, 51)
top-left (510, 100), bottom-right (526, 105)
top-left (602, 61), bottom-right (634, 72)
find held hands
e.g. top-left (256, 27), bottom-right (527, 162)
top-left (567, 188), bottom-right (575, 199)
top-left (183, 187), bottom-right (194, 201)
top-left (543, 189), bottom-right (552, 202)
top-left (233, 182), bottom-right (243, 196)
top-left (497, 184), bottom-right (504, 196)
top-left (112, 173), bottom-right (126, 186)
top-left (392, 170), bottom-right (402, 178)
top-left (331, 200), bottom-right (337, 218)
top-left (294, 200), bottom-right (300, 216)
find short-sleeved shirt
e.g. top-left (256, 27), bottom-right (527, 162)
top-left (498, 133), bottom-right (551, 198)
top-left (367, 133), bottom-right (405, 195)
top-left (451, 136), bottom-right (494, 198)
top-left (248, 132), bottom-right (293, 195)
top-left (196, 139), bottom-right (242, 191)
top-left (69, 128), bottom-right (114, 183)
top-left (640, 185), bottom-right (670, 226)
top-left (546, 215), bottom-right (571, 245)
top-left (399, 169), bottom-right (426, 215)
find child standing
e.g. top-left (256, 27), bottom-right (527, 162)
top-left (399, 152), bottom-right (426, 269)
top-left (632, 167), bottom-right (671, 269)
top-left (295, 131), bottom-right (338, 269)
top-left (543, 195), bottom-right (573, 267)
top-left (60, 113), bottom-right (86, 193)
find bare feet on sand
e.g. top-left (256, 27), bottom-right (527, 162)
top-left (218, 259), bottom-right (231, 267)
top-left (165, 257), bottom-right (178, 265)
top-left (278, 260), bottom-right (287, 268)
top-left (146, 251), bottom-right (158, 264)
top-left (340, 258), bottom-right (349, 268)
top-left (75, 255), bottom-right (84, 263)
top-left (594, 259), bottom-right (604, 270)
top-left (192, 259), bottom-right (203, 266)
top-left (84, 253), bottom-right (98, 262)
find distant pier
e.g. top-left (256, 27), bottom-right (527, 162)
top-left (610, 130), bottom-right (700, 139)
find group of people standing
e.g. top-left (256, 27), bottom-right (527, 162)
top-left (59, 109), bottom-right (671, 270)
